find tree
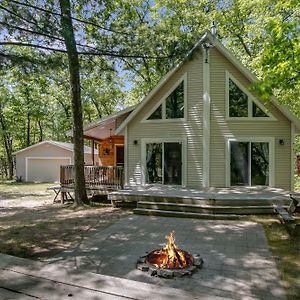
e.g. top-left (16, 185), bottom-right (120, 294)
top-left (257, 0), bottom-right (300, 115)
top-left (0, 0), bottom-right (299, 190)
top-left (0, 0), bottom-right (167, 205)
top-left (0, 86), bottom-right (14, 179)
top-left (59, 0), bottom-right (87, 205)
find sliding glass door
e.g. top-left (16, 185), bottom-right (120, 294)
top-left (146, 142), bottom-right (182, 185)
top-left (230, 141), bottom-right (269, 186)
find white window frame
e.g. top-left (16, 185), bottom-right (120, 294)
top-left (142, 73), bottom-right (188, 123)
top-left (225, 71), bottom-right (276, 120)
top-left (225, 137), bottom-right (275, 187)
top-left (141, 137), bottom-right (187, 186)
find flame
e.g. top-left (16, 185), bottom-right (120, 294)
top-left (147, 231), bottom-right (193, 269)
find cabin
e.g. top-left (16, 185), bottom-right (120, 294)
top-left (63, 31), bottom-right (300, 202)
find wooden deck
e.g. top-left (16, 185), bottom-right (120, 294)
top-left (60, 165), bottom-right (124, 194)
top-left (108, 185), bottom-right (297, 216)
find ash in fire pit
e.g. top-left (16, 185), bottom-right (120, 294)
top-left (136, 231), bottom-right (203, 278)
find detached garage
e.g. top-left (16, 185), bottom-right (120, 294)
top-left (15, 140), bottom-right (98, 182)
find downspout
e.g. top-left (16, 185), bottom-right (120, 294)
top-left (124, 125), bottom-right (128, 187)
top-left (291, 124), bottom-right (295, 191)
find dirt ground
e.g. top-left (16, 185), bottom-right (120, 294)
top-left (1, 181), bottom-right (299, 299)
top-left (0, 182), bottom-right (131, 260)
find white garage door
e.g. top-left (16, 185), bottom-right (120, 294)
top-left (27, 158), bottom-right (71, 182)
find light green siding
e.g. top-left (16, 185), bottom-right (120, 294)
top-left (210, 48), bottom-right (292, 190)
top-left (127, 52), bottom-right (204, 188)
top-left (125, 47), bottom-right (292, 190)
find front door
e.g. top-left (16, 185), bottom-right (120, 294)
top-left (116, 145), bottom-right (124, 166)
top-left (145, 142), bottom-right (182, 185)
top-left (230, 141), bottom-right (269, 186)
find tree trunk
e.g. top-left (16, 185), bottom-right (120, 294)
top-left (38, 120), bottom-right (43, 142)
top-left (0, 110), bottom-right (14, 179)
top-left (59, 0), bottom-right (87, 206)
top-left (26, 113), bottom-right (30, 147)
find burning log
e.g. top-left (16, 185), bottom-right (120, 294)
top-left (136, 230), bottom-right (203, 278)
top-left (146, 231), bottom-right (194, 269)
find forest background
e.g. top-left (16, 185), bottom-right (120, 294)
top-left (0, 0), bottom-right (299, 180)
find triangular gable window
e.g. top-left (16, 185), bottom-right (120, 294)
top-left (229, 78), bottom-right (248, 117)
top-left (166, 81), bottom-right (184, 119)
top-left (228, 76), bottom-right (271, 119)
top-left (146, 78), bottom-right (186, 121)
top-left (148, 104), bottom-right (162, 120)
top-left (252, 102), bottom-right (268, 117)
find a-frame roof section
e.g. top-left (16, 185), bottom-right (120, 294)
top-left (116, 31), bottom-right (300, 134)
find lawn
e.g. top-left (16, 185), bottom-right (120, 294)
top-left (250, 216), bottom-right (300, 300)
top-left (0, 180), bottom-right (299, 299)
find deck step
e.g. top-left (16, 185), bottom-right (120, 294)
top-left (137, 201), bottom-right (276, 214)
top-left (133, 208), bottom-right (245, 220)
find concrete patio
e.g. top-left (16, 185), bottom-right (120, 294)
top-left (45, 215), bottom-right (286, 300)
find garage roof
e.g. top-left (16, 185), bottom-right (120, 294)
top-left (14, 140), bottom-right (98, 155)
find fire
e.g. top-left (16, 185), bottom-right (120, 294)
top-left (146, 231), bottom-right (194, 269)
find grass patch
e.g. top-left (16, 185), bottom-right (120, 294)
top-left (294, 175), bottom-right (300, 191)
top-left (250, 215), bottom-right (300, 300)
top-left (0, 180), bottom-right (52, 192)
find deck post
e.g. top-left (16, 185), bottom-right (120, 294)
top-left (91, 139), bottom-right (95, 165)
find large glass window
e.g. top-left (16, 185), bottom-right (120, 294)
top-left (147, 80), bottom-right (185, 120)
top-left (252, 102), bottom-right (268, 117)
top-left (148, 104), bottom-right (162, 120)
top-left (230, 141), bottom-right (269, 186)
top-left (229, 79), bottom-right (248, 117)
top-left (228, 77), bottom-right (270, 118)
top-left (146, 143), bottom-right (162, 183)
top-left (230, 141), bottom-right (249, 185)
top-left (145, 142), bottom-right (182, 185)
top-left (166, 82), bottom-right (184, 119)
top-left (251, 142), bottom-right (269, 185)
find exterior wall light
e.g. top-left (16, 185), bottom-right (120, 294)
top-left (103, 148), bottom-right (110, 155)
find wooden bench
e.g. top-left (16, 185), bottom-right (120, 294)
top-left (273, 194), bottom-right (300, 237)
top-left (273, 204), bottom-right (295, 223)
top-left (289, 193), bottom-right (300, 213)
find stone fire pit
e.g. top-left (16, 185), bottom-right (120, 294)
top-left (136, 231), bottom-right (203, 278)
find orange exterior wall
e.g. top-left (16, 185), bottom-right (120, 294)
top-left (98, 136), bottom-right (124, 166)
